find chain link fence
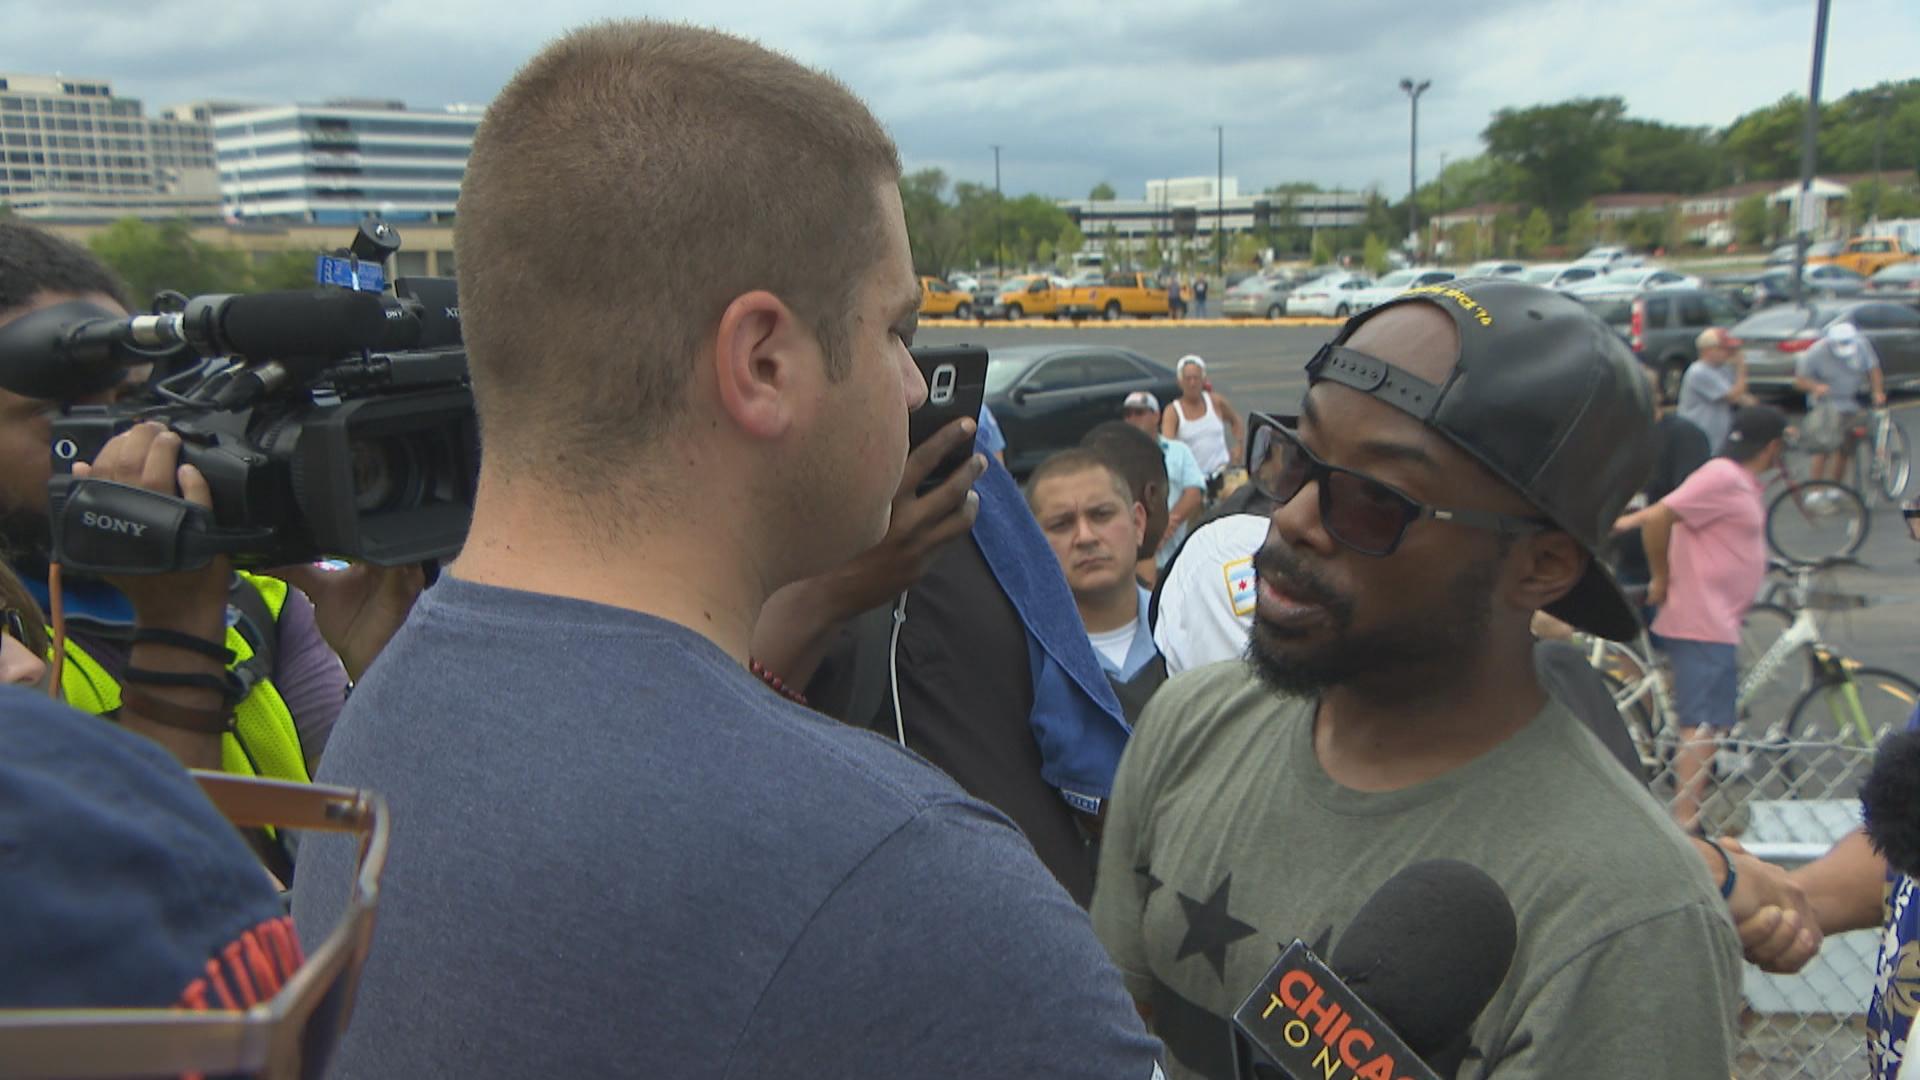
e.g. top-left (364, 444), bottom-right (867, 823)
top-left (1640, 724), bottom-right (1881, 1078)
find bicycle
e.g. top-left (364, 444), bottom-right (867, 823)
top-left (1762, 431), bottom-right (1868, 564)
top-left (1851, 406), bottom-right (1911, 507)
top-left (1731, 557), bottom-right (1919, 794)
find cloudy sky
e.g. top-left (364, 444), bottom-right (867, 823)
top-left (4, 0), bottom-right (1914, 201)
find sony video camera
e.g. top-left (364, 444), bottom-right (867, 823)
top-left (0, 218), bottom-right (476, 573)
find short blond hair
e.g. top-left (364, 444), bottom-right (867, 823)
top-left (456, 21), bottom-right (902, 479)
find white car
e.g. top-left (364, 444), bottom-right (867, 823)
top-left (1284, 271), bottom-right (1374, 317)
top-left (1466, 260), bottom-right (1527, 278)
top-left (950, 274), bottom-right (980, 293)
top-left (1518, 263), bottom-right (1603, 290)
top-left (1572, 245), bottom-right (1643, 270)
top-left (1345, 267), bottom-right (1458, 314)
top-left (1567, 267), bottom-right (1701, 295)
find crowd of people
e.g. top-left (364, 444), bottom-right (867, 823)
top-left (1, 18), bottom-right (1916, 1080)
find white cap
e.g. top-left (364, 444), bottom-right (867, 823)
top-left (1123, 391), bottom-right (1160, 413)
top-left (1828, 321), bottom-right (1860, 356)
top-left (1177, 354), bottom-right (1207, 374)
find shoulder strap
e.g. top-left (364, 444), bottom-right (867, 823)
top-left (227, 574), bottom-right (278, 689)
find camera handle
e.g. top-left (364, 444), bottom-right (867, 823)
top-left (49, 478), bottom-right (276, 577)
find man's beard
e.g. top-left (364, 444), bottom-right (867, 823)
top-left (1246, 540), bottom-right (1501, 702)
top-left (0, 499), bottom-right (51, 562)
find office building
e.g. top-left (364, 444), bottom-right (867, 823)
top-left (0, 72), bottom-right (221, 221)
top-left (1062, 178), bottom-right (1367, 253)
top-left (214, 101), bottom-right (481, 225)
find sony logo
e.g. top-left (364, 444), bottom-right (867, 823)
top-left (81, 511), bottom-right (147, 537)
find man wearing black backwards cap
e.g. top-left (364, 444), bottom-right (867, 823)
top-left (1092, 281), bottom-right (1743, 1078)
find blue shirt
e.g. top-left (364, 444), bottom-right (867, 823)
top-left (1870, 703), bottom-right (1920, 1079)
top-left (291, 575), bottom-right (1160, 1079)
top-left (1157, 437), bottom-right (1208, 567)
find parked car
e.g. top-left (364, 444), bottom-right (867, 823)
top-left (1809, 235), bottom-right (1918, 277)
top-left (1868, 261), bottom-right (1920, 301)
top-left (917, 276), bottom-right (974, 319)
top-left (988, 274), bottom-right (1069, 320)
top-left (1066, 268), bottom-right (1106, 287)
top-left (1221, 275), bottom-right (1297, 320)
top-left (1745, 264), bottom-right (1870, 306)
top-left (1568, 267), bottom-right (1701, 295)
top-left (1465, 260), bottom-right (1527, 278)
top-left (1765, 240), bottom-right (1845, 267)
top-left (984, 344), bottom-right (1182, 475)
top-left (1061, 271), bottom-right (1175, 321)
top-left (1345, 267), bottom-right (1457, 314)
top-left (1285, 271), bottom-right (1373, 317)
top-left (1729, 300), bottom-right (1920, 395)
top-left (1579, 287), bottom-right (1745, 402)
top-left (949, 274), bottom-right (981, 293)
top-left (1573, 245), bottom-right (1640, 270)
top-left (1518, 262), bottom-right (1602, 290)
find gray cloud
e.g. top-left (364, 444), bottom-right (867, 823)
top-left (2, 0), bottom-right (1912, 199)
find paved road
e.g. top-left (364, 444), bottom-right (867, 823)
top-left (918, 319), bottom-right (1920, 705)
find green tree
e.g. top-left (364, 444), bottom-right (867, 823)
top-left (1035, 238), bottom-right (1056, 269)
top-left (1612, 120), bottom-right (1722, 195)
top-left (1518, 208), bottom-right (1552, 257)
top-left (1264, 181), bottom-right (1322, 196)
top-left (1732, 195), bottom-right (1771, 245)
top-left (1490, 210), bottom-right (1521, 257)
top-left (1100, 223), bottom-right (1123, 271)
top-left (902, 168), bottom-right (975, 275)
top-left (88, 217), bottom-right (251, 302)
top-left (1566, 204), bottom-right (1599, 251)
top-left (1230, 233), bottom-right (1262, 268)
top-left (1483, 98), bottom-right (1627, 221)
top-left (1088, 181), bottom-right (1116, 201)
top-left (1361, 233), bottom-right (1390, 275)
top-left (1310, 232), bottom-right (1333, 266)
top-left (248, 248), bottom-right (327, 291)
top-left (1140, 238), bottom-right (1163, 271)
top-left (1056, 221), bottom-right (1085, 262)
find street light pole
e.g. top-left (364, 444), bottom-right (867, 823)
top-left (991, 144), bottom-right (1003, 273)
top-left (1214, 124), bottom-right (1225, 274)
top-left (1400, 78), bottom-right (1431, 261)
top-left (1871, 90), bottom-right (1893, 226)
top-left (1790, 0), bottom-right (1831, 305)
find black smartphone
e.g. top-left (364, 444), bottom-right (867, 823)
top-left (908, 344), bottom-right (989, 491)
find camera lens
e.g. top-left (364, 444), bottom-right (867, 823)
top-left (350, 437), bottom-right (423, 513)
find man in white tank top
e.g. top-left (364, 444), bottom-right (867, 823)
top-left (1160, 355), bottom-right (1243, 477)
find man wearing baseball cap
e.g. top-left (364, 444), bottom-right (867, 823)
top-left (1125, 390), bottom-right (1207, 575)
top-left (1092, 281), bottom-right (1743, 1078)
top-left (1795, 320), bottom-right (1887, 484)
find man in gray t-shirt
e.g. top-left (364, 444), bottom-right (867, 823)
top-left (1795, 320), bottom-right (1887, 482)
top-left (1676, 326), bottom-right (1751, 452)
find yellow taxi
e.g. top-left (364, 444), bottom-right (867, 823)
top-left (918, 277), bottom-right (975, 319)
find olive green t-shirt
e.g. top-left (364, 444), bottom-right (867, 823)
top-left (1091, 661), bottom-right (1742, 1080)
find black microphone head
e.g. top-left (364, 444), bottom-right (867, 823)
top-left (0, 299), bottom-right (132, 400)
top-left (1328, 859), bottom-right (1518, 1061)
top-left (1862, 727), bottom-right (1920, 880)
top-left (211, 288), bottom-right (393, 358)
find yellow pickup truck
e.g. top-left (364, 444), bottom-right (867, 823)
top-left (918, 276), bottom-right (975, 319)
top-left (992, 274), bottom-right (1068, 320)
top-left (1060, 271), bottom-right (1174, 321)
top-left (1811, 236), bottom-right (1917, 278)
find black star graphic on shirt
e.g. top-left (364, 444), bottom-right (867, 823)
top-left (1175, 873), bottom-right (1258, 982)
top-left (1136, 864), bottom-right (1164, 899)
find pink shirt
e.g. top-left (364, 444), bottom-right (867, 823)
top-left (1651, 457), bottom-right (1766, 644)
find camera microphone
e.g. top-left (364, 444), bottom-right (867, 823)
top-left (129, 288), bottom-right (399, 359)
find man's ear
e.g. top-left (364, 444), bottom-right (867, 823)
top-left (1132, 501), bottom-right (1148, 547)
top-left (1508, 530), bottom-right (1587, 615)
top-left (709, 290), bottom-right (812, 441)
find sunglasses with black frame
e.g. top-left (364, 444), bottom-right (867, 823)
top-left (1245, 412), bottom-right (1550, 557)
top-left (0, 774), bottom-right (388, 1080)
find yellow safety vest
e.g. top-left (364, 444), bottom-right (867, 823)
top-left (56, 571), bottom-right (311, 784)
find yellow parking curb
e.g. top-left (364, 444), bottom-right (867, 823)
top-left (921, 317), bottom-right (1344, 329)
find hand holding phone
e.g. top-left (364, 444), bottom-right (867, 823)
top-left (908, 345), bottom-right (989, 492)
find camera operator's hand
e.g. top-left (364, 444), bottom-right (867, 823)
top-left (752, 417), bottom-right (985, 691)
top-left (71, 423), bottom-right (230, 635)
top-left (70, 422), bottom-right (230, 769)
top-left (270, 561), bottom-right (426, 683)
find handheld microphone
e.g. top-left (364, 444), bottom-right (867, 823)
top-left (1861, 726), bottom-right (1920, 880)
top-left (1232, 860), bottom-right (1518, 1080)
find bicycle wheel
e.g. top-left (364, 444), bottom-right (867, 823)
top-left (1873, 417), bottom-right (1912, 505)
top-left (1780, 666), bottom-right (1920, 798)
top-left (1765, 480), bottom-right (1868, 563)
top-left (1736, 603), bottom-right (1801, 732)
top-left (1592, 642), bottom-right (1663, 780)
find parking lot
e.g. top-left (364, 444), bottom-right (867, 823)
top-left (917, 318), bottom-right (1920, 686)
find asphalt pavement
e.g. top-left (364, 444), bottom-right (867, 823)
top-left (916, 317), bottom-right (1920, 694)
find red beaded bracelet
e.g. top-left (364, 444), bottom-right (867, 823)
top-left (749, 658), bottom-right (808, 707)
